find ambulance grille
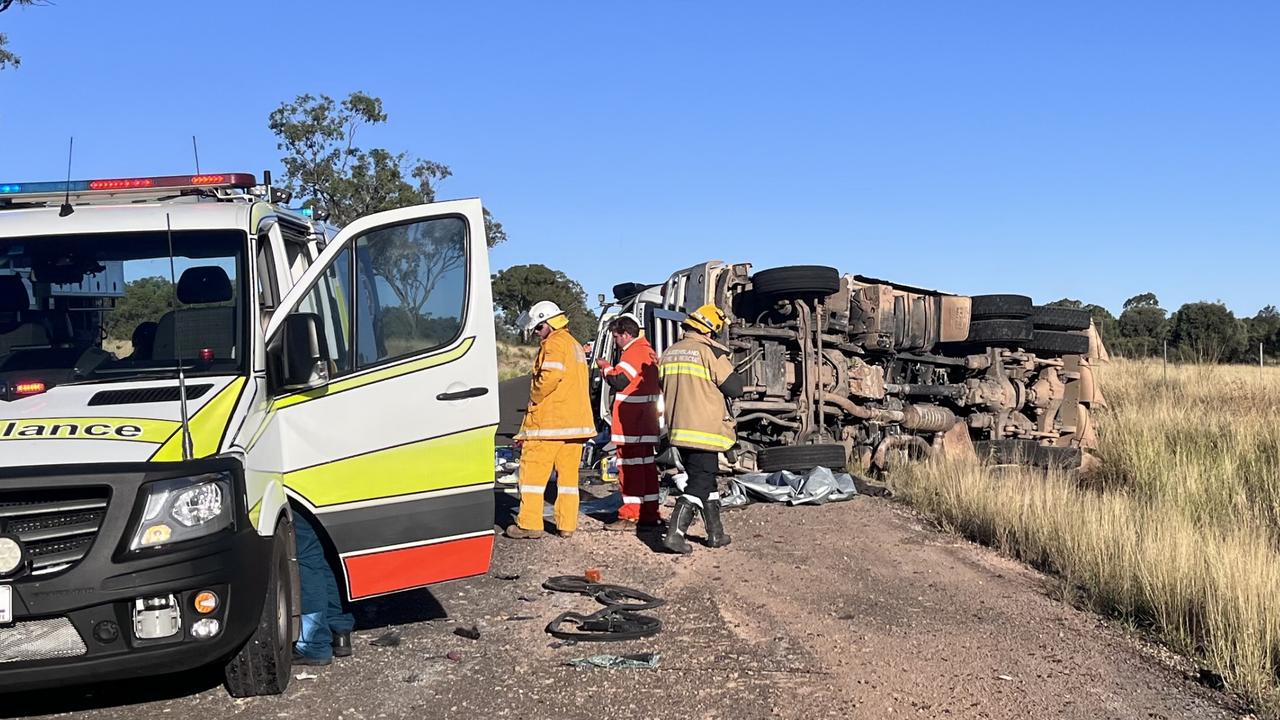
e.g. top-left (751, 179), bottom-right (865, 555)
top-left (0, 488), bottom-right (110, 577)
top-left (88, 384), bottom-right (211, 406)
top-left (0, 617), bottom-right (87, 663)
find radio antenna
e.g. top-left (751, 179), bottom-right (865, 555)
top-left (58, 137), bottom-right (74, 217)
top-left (165, 213), bottom-right (194, 461)
top-left (191, 136), bottom-right (201, 175)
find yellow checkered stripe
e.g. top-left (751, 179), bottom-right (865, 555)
top-left (659, 362), bottom-right (711, 381)
top-left (669, 428), bottom-right (734, 451)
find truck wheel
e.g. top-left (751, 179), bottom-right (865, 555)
top-left (612, 282), bottom-right (651, 300)
top-left (751, 265), bottom-right (841, 300)
top-left (224, 520), bottom-right (295, 698)
top-left (758, 443), bottom-right (848, 473)
top-left (964, 319), bottom-right (1034, 345)
top-left (1030, 305), bottom-right (1092, 331)
top-left (971, 294), bottom-right (1033, 320)
top-left (1026, 330), bottom-right (1091, 356)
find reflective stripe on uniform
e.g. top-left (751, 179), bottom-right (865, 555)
top-left (612, 434), bottom-right (661, 444)
top-left (519, 485), bottom-right (543, 494)
top-left (541, 360), bottom-right (565, 371)
top-left (617, 456), bottom-right (655, 466)
top-left (708, 492), bottom-right (721, 501)
top-left (622, 495), bottom-right (642, 504)
top-left (617, 361), bottom-right (638, 378)
top-left (643, 493), bottom-right (660, 502)
top-left (558, 486), bottom-right (579, 496)
top-left (520, 426), bottom-right (596, 438)
top-left (659, 362), bottom-right (711, 380)
top-left (615, 393), bottom-right (660, 403)
top-left (669, 428), bottom-right (734, 450)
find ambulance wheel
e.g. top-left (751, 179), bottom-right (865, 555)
top-left (224, 519), bottom-right (295, 698)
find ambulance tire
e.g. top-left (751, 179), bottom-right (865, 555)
top-left (224, 520), bottom-right (295, 698)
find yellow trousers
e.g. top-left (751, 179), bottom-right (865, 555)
top-left (516, 440), bottom-right (583, 533)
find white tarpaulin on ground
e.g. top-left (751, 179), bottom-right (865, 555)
top-left (723, 466), bottom-right (858, 508)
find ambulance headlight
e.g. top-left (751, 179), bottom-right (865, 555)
top-left (129, 473), bottom-right (234, 551)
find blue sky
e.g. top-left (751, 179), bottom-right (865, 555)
top-left (2, 1), bottom-right (1277, 317)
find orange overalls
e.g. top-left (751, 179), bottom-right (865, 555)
top-left (514, 326), bottom-right (595, 533)
top-left (600, 336), bottom-right (662, 524)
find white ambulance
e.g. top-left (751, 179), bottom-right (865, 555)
top-left (0, 173), bottom-right (499, 695)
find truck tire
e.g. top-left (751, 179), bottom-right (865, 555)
top-left (971, 294), bottom-right (1033, 320)
top-left (758, 443), bottom-right (848, 473)
top-left (1031, 305), bottom-right (1092, 331)
top-left (751, 265), bottom-right (841, 300)
top-left (612, 282), bottom-right (650, 300)
top-left (224, 520), bottom-right (295, 698)
top-left (1026, 330), bottom-right (1091, 356)
top-left (964, 319), bottom-right (1034, 345)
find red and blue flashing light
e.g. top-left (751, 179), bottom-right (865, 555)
top-left (0, 173), bottom-right (256, 197)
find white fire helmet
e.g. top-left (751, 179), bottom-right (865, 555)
top-left (516, 300), bottom-right (565, 332)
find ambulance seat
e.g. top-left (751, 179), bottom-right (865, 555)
top-left (153, 267), bottom-right (236, 361)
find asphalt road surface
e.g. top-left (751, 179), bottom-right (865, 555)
top-left (4, 484), bottom-right (1246, 720)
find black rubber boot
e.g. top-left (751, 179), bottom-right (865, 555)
top-left (332, 632), bottom-right (352, 658)
top-left (662, 497), bottom-right (698, 554)
top-left (703, 499), bottom-right (732, 548)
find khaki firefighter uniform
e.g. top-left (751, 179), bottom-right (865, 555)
top-left (515, 324), bottom-right (594, 533)
top-left (659, 332), bottom-right (737, 452)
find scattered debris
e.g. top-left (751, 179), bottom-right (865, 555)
top-left (402, 673), bottom-right (421, 684)
top-left (505, 615), bottom-right (536, 621)
top-left (492, 573), bottom-right (521, 581)
top-left (446, 651), bottom-right (463, 662)
top-left (542, 575), bottom-right (665, 642)
top-left (294, 672), bottom-right (318, 681)
top-left (453, 625), bottom-right (482, 640)
top-left (997, 674), bottom-right (1014, 681)
top-left (370, 630), bottom-right (402, 647)
top-left (1198, 668), bottom-right (1226, 690)
top-left (568, 653), bottom-right (661, 669)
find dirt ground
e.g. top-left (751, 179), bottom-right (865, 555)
top-left (3, 486), bottom-right (1248, 720)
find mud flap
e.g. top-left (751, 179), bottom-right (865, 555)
top-left (935, 421), bottom-right (978, 464)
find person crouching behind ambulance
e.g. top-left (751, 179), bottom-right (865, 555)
top-left (508, 301), bottom-right (595, 539)
top-left (659, 304), bottom-right (744, 554)
top-left (596, 313), bottom-right (663, 532)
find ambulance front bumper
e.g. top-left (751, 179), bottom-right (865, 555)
top-left (0, 458), bottom-right (272, 692)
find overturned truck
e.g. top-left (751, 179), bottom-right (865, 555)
top-left (592, 262), bottom-right (1105, 475)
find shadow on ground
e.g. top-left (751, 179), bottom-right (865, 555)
top-left (0, 667), bottom-right (226, 718)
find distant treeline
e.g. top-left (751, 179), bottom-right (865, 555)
top-left (1049, 294), bottom-right (1279, 363)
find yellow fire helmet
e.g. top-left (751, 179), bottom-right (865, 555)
top-left (683, 303), bottom-right (727, 335)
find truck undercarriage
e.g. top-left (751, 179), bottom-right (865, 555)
top-left (596, 262), bottom-right (1105, 475)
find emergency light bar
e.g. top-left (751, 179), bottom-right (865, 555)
top-left (0, 173), bottom-right (256, 197)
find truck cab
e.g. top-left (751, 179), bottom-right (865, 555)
top-left (0, 173), bottom-right (499, 696)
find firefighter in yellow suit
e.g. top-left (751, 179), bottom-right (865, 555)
top-left (508, 300), bottom-right (595, 539)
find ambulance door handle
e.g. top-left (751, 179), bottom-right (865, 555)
top-left (437, 387), bottom-right (490, 401)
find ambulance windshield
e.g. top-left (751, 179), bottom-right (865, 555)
top-left (0, 229), bottom-right (246, 391)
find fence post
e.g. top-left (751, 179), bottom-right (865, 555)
top-left (1163, 339), bottom-right (1168, 386)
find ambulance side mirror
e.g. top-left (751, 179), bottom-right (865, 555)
top-left (276, 313), bottom-right (331, 392)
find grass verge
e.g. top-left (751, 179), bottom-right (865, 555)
top-left (889, 359), bottom-right (1280, 714)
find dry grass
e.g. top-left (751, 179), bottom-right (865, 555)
top-left (497, 342), bottom-right (538, 381)
top-left (889, 359), bottom-right (1280, 714)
